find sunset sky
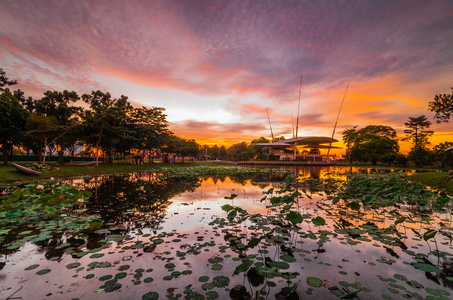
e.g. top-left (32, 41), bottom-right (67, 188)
top-left (1, 0), bottom-right (452, 154)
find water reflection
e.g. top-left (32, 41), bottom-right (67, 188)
top-left (245, 165), bottom-right (416, 180)
top-left (1, 170), bottom-right (452, 300)
top-left (83, 173), bottom-right (200, 227)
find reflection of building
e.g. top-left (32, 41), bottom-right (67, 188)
top-left (254, 136), bottom-right (340, 163)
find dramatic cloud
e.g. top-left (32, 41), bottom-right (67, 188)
top-left (1, 0), bottom-right (452, 152)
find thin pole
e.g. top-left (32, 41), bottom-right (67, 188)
top-left (291, 114), bottom-right (295, 138)
top-left (266, 108), bottom-right (275, 143)
top-left (294, 75), bottom-right (303, 160)
top-left (295, 75), bottom-right (302, 139)
top-left (327, 82), bottom-right (350, 157)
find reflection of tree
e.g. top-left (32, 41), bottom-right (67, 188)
top-left (84, 173), bottom-right (200, 227)
top-left (198, 173), bottom-right (288, 187)
top-left (439, 258), bottom-right (453, 289)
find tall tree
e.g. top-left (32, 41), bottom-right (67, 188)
top-left (404, 115), bottom-right (433, 167)
top-left (342, 125), bottom-right (400, 165)
top-left (128, 106), bottom-right (170, 164)
top-left (26, 114), bottom-right (64, 164)
top-left (404, 115), bottom-right (433, 149)
top-left (428, 87), bottom-right (453, 123)
top-left (0, 89), bottom-right (30, 165)
top-left (33, 90), bottom-right (81, 164)
top-left (81, 91), bottom-right (132, 166)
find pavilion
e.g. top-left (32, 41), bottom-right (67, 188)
top-left (253, 136), bottom-right (340, 162)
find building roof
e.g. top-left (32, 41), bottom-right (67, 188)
top-left (253, 136), bottom-right (339, 148)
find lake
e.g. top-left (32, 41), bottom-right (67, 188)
top-left (0, 166), bottom-right (451, 299)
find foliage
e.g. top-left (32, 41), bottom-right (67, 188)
top-left (404, 115), bottom-right (434, 167)
top-left (325, 173), bottom-right (451, 209)
top-left (429, 87), bottom-right (453, 123)
top-left (226, 142), bottom-right (255, 161)
top-left (81, 91), bottom-right (133, 165)
top-left (128, 106), bottom-right (170, 164)
top-left (1, 168), bottom-right (453, 298)
top-left (0, 68), bottom-right (17, 91)
top-left (0, 89), bottom-right (30, 165)
top-left (342, 125), bottom-right (399, 165)
top-left (161, 135), bottom-right (201, 162)
top-left (432, 142), bottom-right (453, 168)
top-left (0, 182), bottom-right (93, 247)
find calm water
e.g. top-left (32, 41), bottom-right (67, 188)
top-left (0, 167), bottom-right (452, 299)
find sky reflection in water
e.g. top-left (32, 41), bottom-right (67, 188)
top-left (1, 169), bottom-right (452, 300)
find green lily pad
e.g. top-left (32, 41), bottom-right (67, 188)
top-left (25, 264), bottom-right (40, 271)
top-left (212, 276), bottom-right (229, 288)
top-left (142, 291), bottom-right (159, 300)
top-left (307, 277), bottom-right (323, 288)
top-left (66, 262), bottom-right (81, 269)
top-left (36, 269), bottom-right (51, 275)
top-left (206, 291), bottom-right (219, 300)
top-left (199, 276), bottom-right (209, 282)
top-left (411, 263), bottom-right (442, 273)
top-left (100, 275), bottom-right (113, 281)
top-left (115, 272), bottom-right (127, 280)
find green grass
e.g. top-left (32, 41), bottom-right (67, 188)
top-left (408, 171), bottom-right (453, 194)
top-left (0, 161), bottom-right (236, 186)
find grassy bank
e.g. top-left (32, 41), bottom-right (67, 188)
top-left (2, 161), bottom-right (451, 194)
top-left (0, 161), bottom-right (236, 186)
top-left (407, 171), bottom-right (453, 194)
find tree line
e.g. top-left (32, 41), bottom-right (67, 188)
top-left (342, 87), bottom-right (453, 168)
top-left (1, 68), bottom-right (452, 167)
top-left (0, 68), bottom-right (201, 166)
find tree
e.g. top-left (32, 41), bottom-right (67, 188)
top-left (219, 145), bottom-right (227, 160)
top-left (0, 68), bottom-right (17, 91)
top-left (251, 137), bottom-right (272, 160)
top-left (0, 89), bottom-right (30, 165)
top-left (32, 90), bottom-right (81, 164)
top-left (342, 125), bottom-right (399, 165)
top-left (432, 142), bottom-right (453, 168)
top-left (404, 115), bottom-right (433, 167)
top-left (207, 144), bottom-right (220, 160)
top-left (226, 142), bottom-right (256, 161)
top-left (180, 139), bottom-right (200, 161)
top-left (404, 115), bottom-right (433, 149)
top-left (428, 87), bottom-right (453, 123)
top-left (81, 91), bottom-right (132, 166)
top-left (128, 106), bottom-right (170, 164)
top-left (26, 114), bottom-right (64, 164)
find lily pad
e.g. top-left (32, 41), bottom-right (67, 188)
top-left (142, 291), bottom-right (159, 300)
top-left (100, 275), bottom-right (113, 281)
top-left (115, 272), bottom-right (127, 280)
top-left (307, 277), bottom-right (323, 288)
top-left (25, 264), bottom-right (40, 271)
top-left (36, 269), bottom-right (51, 275)
top-left (212, 276), bottom-right (229, 288)
top-left (66, 262), bottom-right (81, 269)
top-left (411, 263), bottom-right (442, 273)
